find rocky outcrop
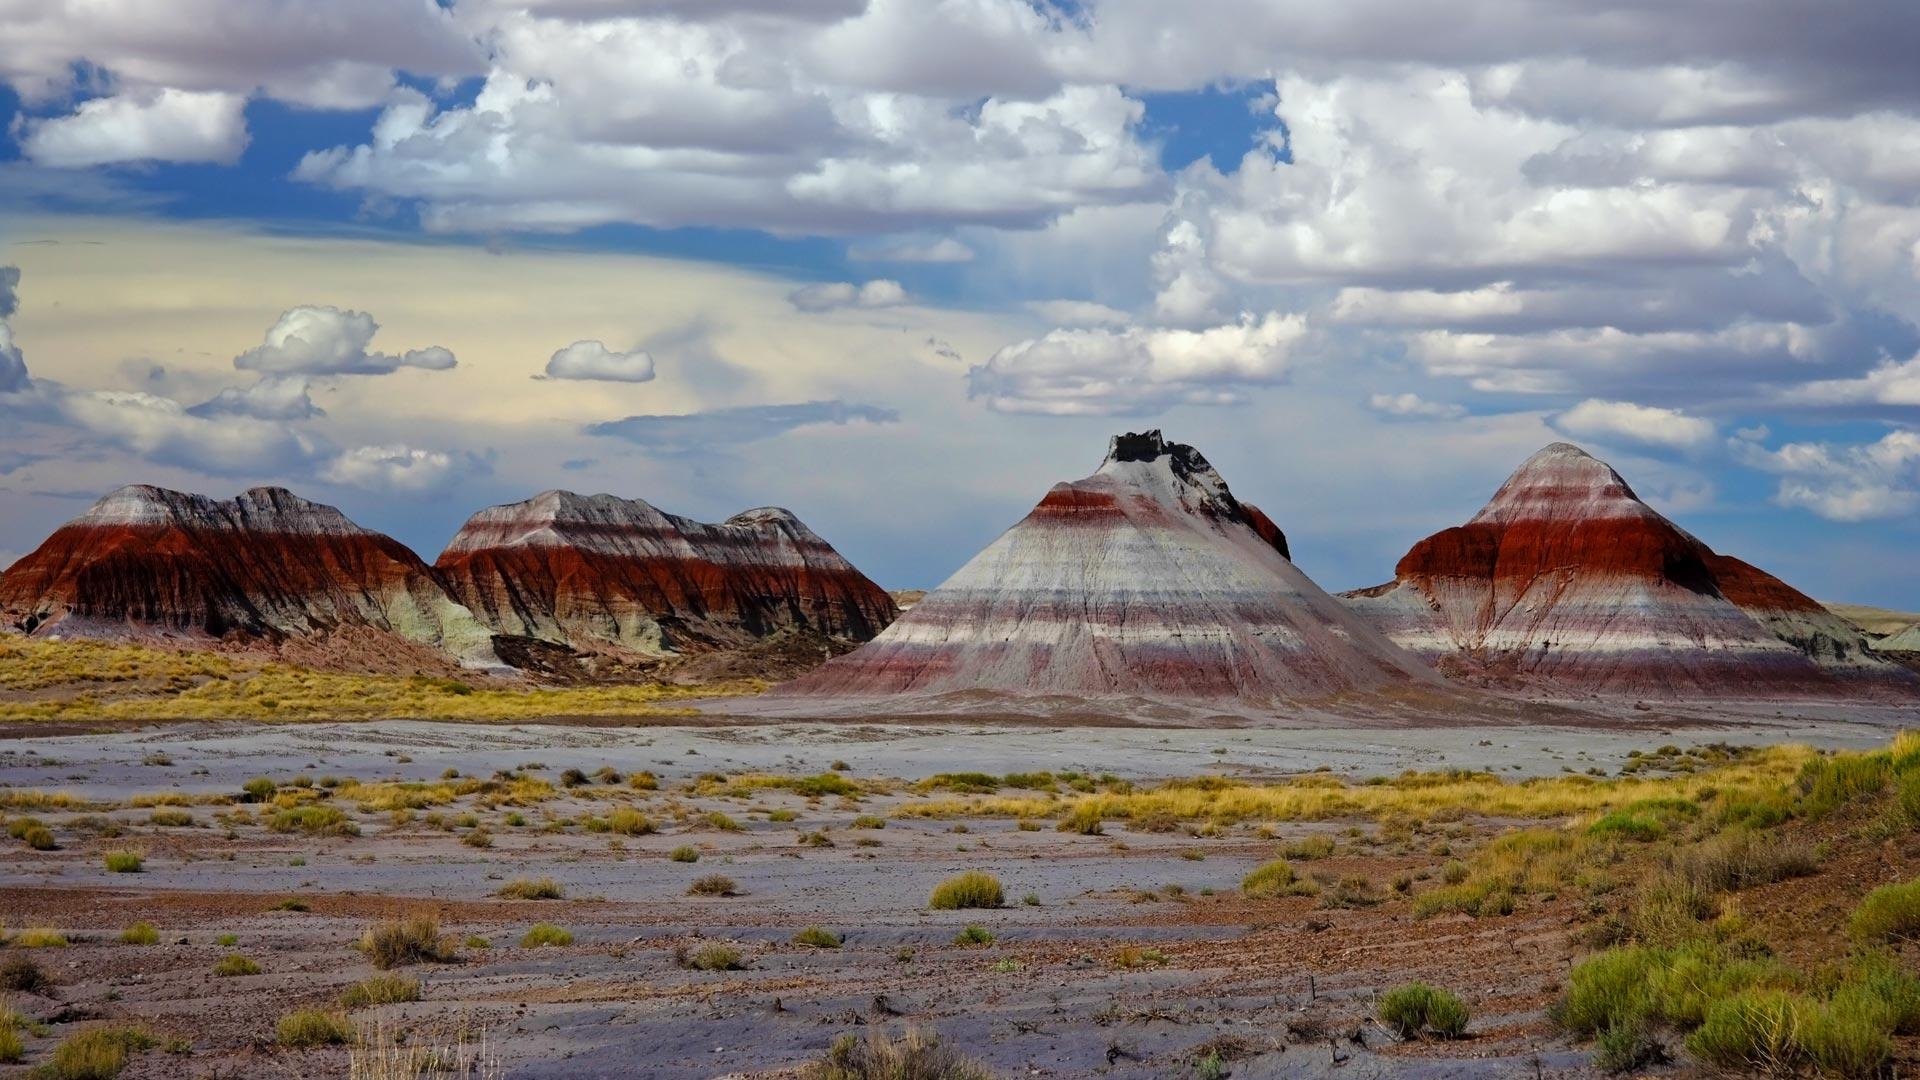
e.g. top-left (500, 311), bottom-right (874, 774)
top-left (1341, 443), bottom-right (1913, 697)
top-left (778, 431), bottom-right (1441, 701)
top-left (433, 491), bottom-right (897, 654)
top-left (0, 485), bottom-right (496, 664)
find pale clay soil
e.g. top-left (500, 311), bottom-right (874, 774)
top-left (0, 708), bottom-right (1913, 1079)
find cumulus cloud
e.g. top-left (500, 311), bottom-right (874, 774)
top-left (235, 306), bottom-right (457, 376)
top-left (1369, 393), bottom-right (1466, 420)
top-left (1733, 429), bottom-right (1920, 521)
top-left (1785, 352), bottom-right (1920, 406)
top-left (1551, 399), bottom-right (1717, 451)
top-left (320, 444), bottom-right (481, 494)
top-left (1024, 300), bottom-right (1131, 327)
top-left (189, 375), bottom-right (323, 420)
top-left (540, 340), bottom-right (657, 383)
top-left (0, 323), bottom-right (26, 395)
top-left (18, 89), bottom-right (250, 167)
top-left (787, 280), bottom-right (909, 313)
top-left (52, 389), bottom-right (326, 476)
top-left (968, 312), bottom-right (1308, 416)
top-left (587, 400), bottom-right (898, 454)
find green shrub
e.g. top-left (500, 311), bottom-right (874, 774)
top-left (1378, 982), bottom-right (1469, 1039)
top-left (496, 877), bottom-right (564, 900)
top-left (339, 974), bottom-right (420, 1008)
top-left (1685, 990), bottom-right (1806, 1074)
top-left (688, 874), bottom-right (738, 896)
top-left (1057, 804), bottom-right (1103, 835)
top-left (1242, 860), bottom-right (1318, 899)
top-left (1282, 834), bottom-right (1335, 860)
top-left (148, 808), bottom-right (193, 827)
top-left (628, 770), bottom-right (658, 791)
top-left (704, 811), bottom-right (743, 832)
top-left (519, 923), bottom-right (573, 948)
top-left (241, 777), bottom-right (277, 802)
top-left (13, 927), bottom-right (69, 947)
top-left (1801, 995), bottom-right (1894, 1079)
top-left (358, 914), bottom-right (457, 969)
top-left (851, 815), bottom-right (886, 830)
top-left (21, 825), bottom-right (56, 850)
top-left (670, 845), bottom-right (700, 863)
top-left (953, 925), bottom-right (994, 947)
top-left (268, 805), bottom-right (358, 837)
top-left (275, 1009), bottom-right (352, 1047)
top-left (119, 921), bottom-right (159, 945)
top-left (102, 850), bottom-right (143, 873)
top-left (793, 926), bottom-right (842, 948)
top-left (42, 1025), bottom-right (154, 1080)
top-left (0, 1023), bottom-right (19, 1065)
top-left (1849, 879), bottom-right (1920, 944)
top-left (929, 871), bottom-right (1004, 910)
top-left (1592, 1015), bottom-right (1666, 1075)
top-left (680, 943), bottom-right (742, 970)
top-left (212, 953), bottom-right (260, 976)
top-left (1797, 754), bottom-right (1892, 819)
top-left (607, 807), bottom-right (656, 835)
top-left (814, 1027), bottom-right (994, 1080)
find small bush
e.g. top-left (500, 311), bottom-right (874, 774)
top-left (1378, 982), bottom-right (1469, 1039)
top-left (680, 943), bottom-right (743, 970)
top-left (953, 925), bottom-right (994, 947)
top-left (21, 825), bottom-right (56, 850)
top-left (276, 1009), bottom-right (352, 1047)
top-left (0, 1024), bottom-right (19, 1066)
top-left (670, 844), bottom-right (701, 862)
top-left (496, 877), bottom-right (564, 900)
top-left (929, 871), bottom-right (1004, 910)
top-left (1685, 990), bottom-right (1805, 1074)
top-left (794, 926), bottom-right (843, 948)
top-left (851, 815), bottom-right (886, 830)
top-left (704, 811), bottom-right (743, 832)
top-left (689, 874), bottom-right (739, 896)
top-left (14, 927), bottom-right (69, 948)
top-left (149, 808), bottom-right (193, 827)
top-left (607, 807), bottom-right (656, 835)
top-left (103, 850), bottom-right (144, 873)
top-left (1282, 834), bottom-right (1336, 860)
top-left (628, 770), bottom-right (658, 791)
top-left (1, 955), bottom-right (49, 993)
top-left (1057, 804), bottom-right (1104, 835)
top-left (339, 974), bottom-right (420, 1008)
top-left (1242, 860), bottom-right (1317, 899)
top-left (1849, 879), bottom-right (1920, 944)
top-left (560, 768), bottom-right (588, 787)
top-left (241, 777), bottom-right (277, 802)
top-left (519, 923), bottom-right (573, 948)
top-left (42, 1025), bottom-right (154, 1080)
top-left (358, 914), bottom-right (457, 969)
top-left (813, 1027), bottom-right (994, 1080)
top-left (120, 921), bottom-right (159, 945)
top-left (212, 953), bottom-right (261, 976)
top-left (461, 827), bottom-right (493, 848)
top-left (268, 805), bottom-right (358, 837)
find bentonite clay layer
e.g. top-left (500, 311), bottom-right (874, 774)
top-left (779, 431), bottom-right (1440, 701)
top-left (0, 485), bottom-right (495, 663)
top-left (1340, 443), bottom-right (1914, 698)
top-left (435, 491), bottom-right (898, 655)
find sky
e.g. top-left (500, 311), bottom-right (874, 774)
top-left (1, 1), bottom-right (1919, 606)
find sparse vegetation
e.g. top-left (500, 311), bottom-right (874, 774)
top-left (102, 850), bottom-right (144, 873)
top-left (689, 874), bottom-right (739, 896)
top-left (496, 877), bottom-right (565, 900)
top-left (119, 921), bottom-right (159, 945)
top-left (810, 1027), bottom-right (995, 1080)
top-left (212, 953), bottom-right (260, 976)
top-left (952, 924), bottom-right (994, 947)
top-left (339, 974), bottom-right (421, 1008)
top-left (1241, 859), bottom-right (1317, 899)
top-left (929, 871), bottom-right (1004, 910)
top-left (678, 943), bottom-right (744, 970)
top-left (1378, 982), bottom-right (1470, 1039)
top-left (38, 1025), bottom-right (155, 1080)
top-left (670, 844), bottom-right (701, 862)
top-left (519, 923), bottom-right (573, 948)
top-left (1, 954), bottom-right (50, 993)
top-left (13, 927), bottom-right (69, 948)
top-left (358, 914), bottom-right (458, 969)
top-left (1849, 878), bottom-right (1920, 944)
top-left (276, 1009), bottom-right (353, 1047)
top-left (793, 926), bottom-right (843, 948)
top-left (268, 805), bottom-right (359, 837)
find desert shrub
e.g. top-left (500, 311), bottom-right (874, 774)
top-left (0, 1022), bottom-right (19, 1065)
top-left (241, 777), bottom-right (277, 803)
top-left (1628, 870), bottom-right (1717, 946)
top-left (1, 954), bottom-right (49, 993)
top-left (559, 768), bottom-right (588, 787)
top-left (793, 926), bottom-right (842, 948)
top-left (1282, 834), bottom-right (1335, 860)
top-left (1670, 829), bottom-right (1818, 893)
top-left (1797, 753), bottom-right (1892, 819)
top-left (953, 925), bottom-right (994, 946)
top-left (851, 815), bottom-right (886, 830)
top-left (1801, 995), bottom-right (1895, 1079)
top-left (461, 827), bottom-right (493, 848)
top-left (811, 1026), bottom-right (994, 1080)
top-left (149, 808), bottom-right (193, 827)
top-left (1685, 990), bottom-right (1806, 1074)
top-left (1057, 803), bottom-right (1104, 835)
top-left (1592, 1015), bottom-right (1667, 1075)
top-left (21, 825), bottom-right (56, 850)
top-left (929, 871), bottom-right (1004, 910)
top-left (119, 921), bottom-right (159, 945)
top-left (14, 927), bottom-right (69, 948)
top-left (358, 914), bottom-right (457, 969)
top-left (496, 877), bottom-right (564, 900)
top-left (628, 770), bottom-right (658, 791)
top-left (704, 811), bottom-right (743, 832)
top-left (689, 874), bottom-right (738, 897)
top-left (268, 805), bottom-right (358, 837)
top-left (41, 1025), bottom-right (154, 1080)
top-left (670, 845), bottom-right (700, 862)
top-left (607, 807), bottom-right (656, 835)
top-left (212, 953), bottom-right (260, 976)
top-left (799, 830), bottom-right (834, 848)
top-left (680, 943), bottom-right (743, 970)
top-left (519, 923), bottom-right (573, 948)
top-left (1849, 879), bottom-right (1920, 944)
top-left (1587, 798), bottom-right (1697, 842)
top-left (922, 773), bottom-right (1000, 794)
top-left (1378, 982), bottom-right (1469, 1039)
top-left (276, 1009), bottom-right (353, 1047)
top-left (339, 974), bottom-right (420, 1008)
top-left (102, 850), bottom-right (143, 873)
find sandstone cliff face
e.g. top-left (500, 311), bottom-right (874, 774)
top-left (1341, 443), bottom-right (1911, 697)
top-left (433, 491), bottom-right (897, 654)
top-left (0, 485), bottom-right (495, 663)
top-left (779, 430), bottom-right (1439, 701)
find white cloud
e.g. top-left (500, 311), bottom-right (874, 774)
top-left (1023, 299), bottom-right (1131, 327)
top-left (1733, 429), bottom-right (1920, 521)
top-left (52, 389), bottom-right (326, 476)
top-left (0, 323), bottom-right (25, 394)
top-left (320, 444), bottom-right (475, 494)
top-left (1368, 393), bottom-right (1466, 420)
top-left (1785, 352), bottom-right (1920, 406)
top-left (17, 89), bottom-right (249, 167)
top-left (1551, 398), bottom-right (1717, 451)
top-left (788, 279), bottom-right (909, 313)
top-left (849, 236), bottom-right (975, 263)
top-left (541, 340), bottom-right (657, 383)
top-left (968, 312), bottom-right (1308, 416)
top-left (235, 306), bottom-right (457, 376)
top-left (189, 375), bottom-right (322, 420)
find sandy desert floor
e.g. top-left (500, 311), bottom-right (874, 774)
top-left (1, 710), bottom-right (1918, 1079)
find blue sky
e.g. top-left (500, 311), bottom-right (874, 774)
top-left (2, 0), bottom-right (1920, 608)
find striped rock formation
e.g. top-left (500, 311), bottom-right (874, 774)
top-left (779, 431), bottom-right (1441, 700)
top-left (1341, 443), bottom-right (1911, 697)
top-left (0, 485), bottom-right (495, 663)
top-left (434, 491), bottom-right (897, 654)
